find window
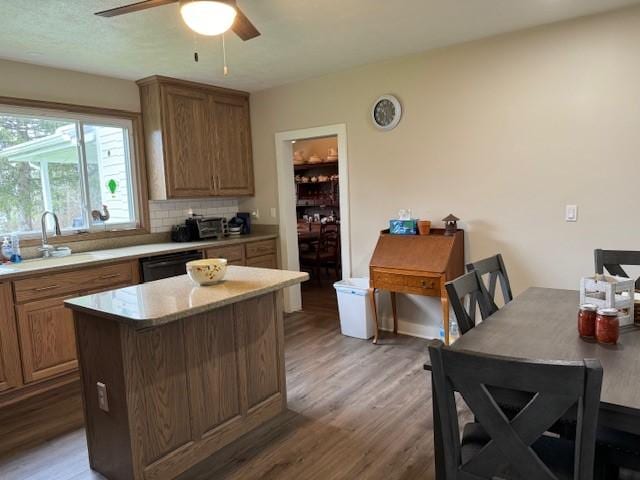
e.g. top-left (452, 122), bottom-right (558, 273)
top-left (0, 105), bottom-right (141, 237)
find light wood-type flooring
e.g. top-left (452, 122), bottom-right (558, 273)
top-left (0, 277), bottom-right (441, 480)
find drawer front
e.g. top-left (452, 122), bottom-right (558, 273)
top-left (205, 245), bottom-right (245, 263)
top-left (14, 261), bottom-right (135, 303)
top-left (245, 239), bottom-right (276, 259)
top-left (372, 270), bottom-right (439, 296)
top-left (246, 254), bottom-right (277, 269)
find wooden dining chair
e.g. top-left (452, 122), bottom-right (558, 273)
top-left (428, 340), bottom-right (603, 480)
top-left (445, 271), bottom-right (498, 335)
top-left (594, 249), bottom-right (640, 289)
top-left (299, 223), bottom-right (340, 285)
top-left (466, 254), bottom-right (513, 322)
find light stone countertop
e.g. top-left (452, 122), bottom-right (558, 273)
top-left (65, 266), bottom-right (308, 329)
top-left (0, 234), bottom-right (277, 280)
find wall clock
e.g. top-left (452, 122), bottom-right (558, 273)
top-left (371, 94), bottom-right (402, 130)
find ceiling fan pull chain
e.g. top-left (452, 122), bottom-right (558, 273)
top-left (222, 33), bottom-right (229, 76)
top-left (193, 32), bottom-right (199, 63)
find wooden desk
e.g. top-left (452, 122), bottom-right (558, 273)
top-left (368, 229), bottom-right (464, 344)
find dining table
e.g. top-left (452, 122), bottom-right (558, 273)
top-left (424, 287), bottom-right (640, 480)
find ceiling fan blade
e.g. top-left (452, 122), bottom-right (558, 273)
top-left (95, 0), bottom-right (178, 17)
top-left (232, 6), bottom-right (260, 41)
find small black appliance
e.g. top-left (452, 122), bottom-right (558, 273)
top-left (171, 223), bottom-right (193, 242)
top-left (235, 212), bottom-right (251, 234)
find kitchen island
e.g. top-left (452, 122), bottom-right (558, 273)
top-left (65, 266), bottom-right (308, 480)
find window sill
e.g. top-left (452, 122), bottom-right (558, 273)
top-left (18, 227), bottom-right (151, 248)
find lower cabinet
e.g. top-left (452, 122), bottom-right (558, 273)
top-left (15, 295), bottom-right (78, 383)
top-left (0, 283), bottom-right (22, 393)
top-left (205, 239), bottom-right (278, 269)
top-left (11, 260), bottom-right (139, 387)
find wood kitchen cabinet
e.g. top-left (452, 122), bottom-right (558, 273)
top-left (15, 295), bottom-right (78, 383)
top-left (0, 283), bottom-right (21, 393)
top-left (205, 239), bottom-right (278, 269)
top-left (138, 75), bottom-right (254, 199)
top-left (12, 260), bottom-right (139, 385)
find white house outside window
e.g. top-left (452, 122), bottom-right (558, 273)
top-left (0, 106), bottom-right (139, 237)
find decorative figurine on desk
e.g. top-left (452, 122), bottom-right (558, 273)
top-left (443, 214), bottom-right (459, 236)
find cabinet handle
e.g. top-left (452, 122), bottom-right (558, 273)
top-left (34, 284), bottom-right (59, 292)
top-left (99, 273), bottom-right (121, 280)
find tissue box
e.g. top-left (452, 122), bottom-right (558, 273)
top-left (389, 219), bottom-right (417, 235)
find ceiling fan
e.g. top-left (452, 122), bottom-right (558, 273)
top-left (95, 0), bottom-right (260, 40)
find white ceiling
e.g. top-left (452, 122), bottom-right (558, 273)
top-left (1, 0), bottom-right (639, 92)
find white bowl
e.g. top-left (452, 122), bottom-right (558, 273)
top-left (186, 258), bottom-right (227, 286)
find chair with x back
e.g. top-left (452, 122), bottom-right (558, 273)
top-left (445, 271), bottom-right (498, 335)
top-left (428, 340), bottom-right (603, 480)
top-left (594, 249), bottom-right (640, 289)
top-left (466, 254), bottom-right (513, 323)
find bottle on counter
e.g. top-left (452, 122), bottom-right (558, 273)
top-left (10, 234), bottom-right (22, 263)
top-left (578, 304), bottom-right (597, 338)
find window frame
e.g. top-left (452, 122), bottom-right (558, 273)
top-left (0, 96), bottom-right (149, 246)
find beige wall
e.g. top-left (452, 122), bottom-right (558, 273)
top-left (242, 6), bottom-right (640, 337)
top-left (0, 59), bottom-right (140, 111)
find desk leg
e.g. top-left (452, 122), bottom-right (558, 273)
top-left (370, 288), bottom-right (379, 344)
top-left (431, 373), bottom-right (445, 480)
top-left (390, 291), bottom-right (398, 335)
top-left (440, 282), bottom-right (450, 346)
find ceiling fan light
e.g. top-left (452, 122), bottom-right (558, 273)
top-left (180, 1), bottom-right (237, 36)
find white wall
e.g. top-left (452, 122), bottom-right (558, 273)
top-left (241, 6), bottom-right (640, 337)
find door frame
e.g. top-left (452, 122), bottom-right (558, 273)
top-left (274, 124), bottom-right (351, 312)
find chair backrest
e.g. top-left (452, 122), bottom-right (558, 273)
top-left (428, 340), bottom-right (603, 480)
top-left (466, 254), bottom-right (513, 320)
top-left (594, 249), bottom-right (640, 289)
top-left (316, 224), bottom-right (340, 260)
top-left (445, 271), bottom-right (498, 335)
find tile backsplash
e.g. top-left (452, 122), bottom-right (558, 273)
top-left (149, 198), bottom-right (239, 233)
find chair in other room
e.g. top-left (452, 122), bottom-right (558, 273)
top-left (466, 254), bottom-right (513, 323)
top-left (445, 270), bottom-right (498, 335)
top-left (428, 340), bottom-right (603, 480)
top-left (299, 223), bottom-right (340, 285)
top-left (594, 249), bottom-right (640, 289)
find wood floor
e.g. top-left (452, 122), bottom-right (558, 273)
top-left (0, 279), bottom-right (441, 480)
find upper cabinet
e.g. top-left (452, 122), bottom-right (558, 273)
top-left (137, 76), bottom-right (254, 199)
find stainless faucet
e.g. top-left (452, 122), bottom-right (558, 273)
top-left (40, 211), bottom-right (62, 258)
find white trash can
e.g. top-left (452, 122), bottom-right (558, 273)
top-left (333, 278), bottom-right (376, 339)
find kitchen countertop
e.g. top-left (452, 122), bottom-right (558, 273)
top-left (65, 266), bottom-right (308, 328)
top-left (0, 233), bottom-right (277, 280)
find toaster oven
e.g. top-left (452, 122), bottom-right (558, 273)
top-left (185, 216), bottom-right (228, 240)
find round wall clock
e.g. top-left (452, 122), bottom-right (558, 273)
top-left (371, 94), bottom-right (402, 130)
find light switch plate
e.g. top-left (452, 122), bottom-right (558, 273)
top-left (565, 205), bottom-right (578, 222)
top-left (97, 382), bottom-right (109, 412)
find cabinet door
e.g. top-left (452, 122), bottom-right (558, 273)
top-left (163, 86), bottom-right (214, 198)
top-left (16, 296), bottom-right (78, 384)
top-left (210, 95), bottom-right (254, 196)
top-left (0, 283), bottom-right (22, 392)
top-left (246, 255), bottom-right (277, 269)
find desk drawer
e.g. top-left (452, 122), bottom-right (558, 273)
top-left (245, 239), bottom-right (276, 259)
top-left (372, 271), bottom-right (439, 296)
top-left (14, 261), bottom-right (135, 303)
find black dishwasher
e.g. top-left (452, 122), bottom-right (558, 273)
top-left (140, 250), bottom-right (202, 282)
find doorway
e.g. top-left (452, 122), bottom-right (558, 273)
top-left (274, 124), bottom-right (350, 313)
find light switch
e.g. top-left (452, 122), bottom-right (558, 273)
top-left (97, 382), bottom-right (109, 412)
top-left (565, 205), bottom-right (578, 222)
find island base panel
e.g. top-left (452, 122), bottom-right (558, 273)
top-left (74, 291), bottom-right (286, 480)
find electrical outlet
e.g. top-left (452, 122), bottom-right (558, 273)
top-left (270, 207), bottom-right (277, 218)
top-left (565, 205), bottom-right (578, 222)
top-left (251, 209), bottom-right (260, 219)
top-left (97, 382), bottom-right (109, 412)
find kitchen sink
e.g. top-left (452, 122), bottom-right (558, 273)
top-left (0, 252), bottom-right (114, 272)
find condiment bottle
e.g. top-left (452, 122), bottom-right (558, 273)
top-left (578, 304), bottom-right (597, 338)
top-left (596, 308), bottom-right (619, 345)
